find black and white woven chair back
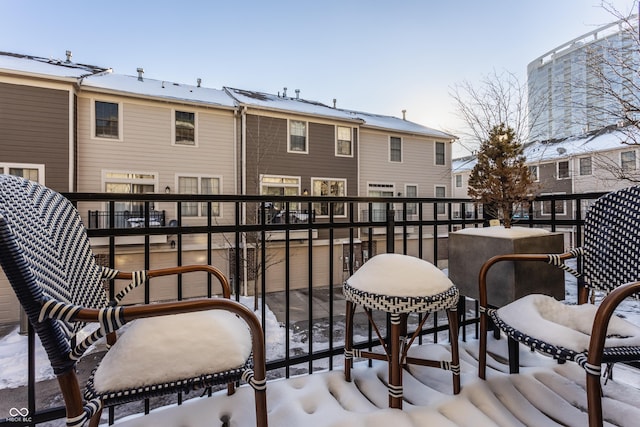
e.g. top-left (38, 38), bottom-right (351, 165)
top-left (0, 175), bottom-right (108, 371)
top-left (583, 185), bottom-right (640, 295)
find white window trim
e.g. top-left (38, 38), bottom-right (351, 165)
top-left (91, 99), bottom-right (124, 142)
top-left (579, 156), bottom-right (592, 176)
top-left (172, 109), bottom-right (198, 147)
top-left (455, 174), bottom-right (463, 188)
top-left (389, 136), bottom-right (403, 163)
top-left (176, 173), bottom-right (223, 217)
top-left (434, 185), bottom-right (447, 216)
top-left (529, 165), bottom-right (540, 182)
top-left (311, 177), bottom-right (347, 218)
top-left (556, 160), bottom-right (570, 180)
top-left (288, 119), bottom-right (309, 154)
top-left (540, 192), bottom-right (567, 216)
top-left (259, 174), bottom-right (301, 195)
top-left (0, 163), bottom-right (45, 184)
top-left (621, 150), bottom-right (637, 171)
top-left (335, 126), bottom-right (354, 157)
top-left (434, 141), bottom-right (446, 166)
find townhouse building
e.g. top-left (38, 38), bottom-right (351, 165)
top-left (0, 50), bottom-right (455, 322)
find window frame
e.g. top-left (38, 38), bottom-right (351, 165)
top-left (540, 192), bottom-right (567, 216)
top-left (557, 160), bottom-right (570, 180)
top-left (435, 185), bottom-right (446, 215)
top-left (335, 125), bottom-right (353, 157)
top-left (621, 150), bottom-right (637, 172)
top-left (0, 163), bottom-right (45, 184)
top-left (311, 177), bottom-right (347, 218)
top-left (92, 99), bottom-right (123, 141)
top-left (455, 174), bottom-right (463, 188)
top-left (260, 174), bottom-right (301, 211)
top-left (389, 136), bottom-right (402, 162)
top-left (529, 165), bottom-right (539, 182)
top-left (172, 109), bottom-right (198, 147)
top-left (579, 156), bottom-right (592, 176)
top-left (404, 184), bottom-right (418, 216)
top-left (176, 174), bottom-right (222, 217)
top-left (288, 119), bottom-right (308, 154)
top-left (435, 141), bottom-right (446, 165)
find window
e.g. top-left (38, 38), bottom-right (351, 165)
top-left (312, 178), bottom-right (346, 216)
top-left (435, 186), bottom-right (446, 215)
top-left (557, 161), bottom-right (570, 179)
top-left (621, 150), bottom-right (637, 171)
top-left (435, 142), bottom-right (445, 165)
top-left (541, 192), bottom-right (566, 216)
top-left (579, 157), bottom-right (592, 176)
top-left (178, 175), bottom-right (221, 217)
top-left (405, 185), bottom-right (418, 216)
top-left (368, 183), bottom-right (394, 221)
top-left (389, 137), bottom-right (402, 162)
top-left (95, 101), bottom-right (120, 139)
top-left (289, 120), bottom-right (307, 153)
top-left (104, 172), bottom-right (157, 227)
top-left (1, 164), bottom-right (44, 183)
top-left (260, 175), bottom-right (300, 211)
top-left (455, 174), bottom-right (463, 188)
top-left (529, 165), bottom-right (539, 182)
top-left (174, 110), bottom-right (196, 145)
top-left (336, 126), bottom-right (352, 156)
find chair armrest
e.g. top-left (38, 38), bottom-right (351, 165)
top-left (585, 280), bottom-right (640, 427)
top-left (478, 250), bottom-right (580, 308)
top-left (112, 264), bottom-right (231, 298)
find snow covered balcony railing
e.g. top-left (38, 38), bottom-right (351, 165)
top-left (0, 191), bottom-right (609, 426)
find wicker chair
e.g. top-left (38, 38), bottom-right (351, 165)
top-left (0, 175), bottom-right (268, 427)
top-left (477, 185), bottom-right (640, 427)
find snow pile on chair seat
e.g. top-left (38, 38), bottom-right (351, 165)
top-left (497, 294), bottom-right (640, 352)
top-left (92, 310), bottom-right (252, 393)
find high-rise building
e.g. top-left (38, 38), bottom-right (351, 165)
top-left (528, 16), bottom-right (639, 141)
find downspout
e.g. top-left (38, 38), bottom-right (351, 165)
top-left (241, 106), bottom-right (248, 297)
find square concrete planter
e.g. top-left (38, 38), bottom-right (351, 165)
top-left (448, 227), bottom-right (565, 307)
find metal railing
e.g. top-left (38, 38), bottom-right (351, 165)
top-left (0, 192), bottom-right (607, 426)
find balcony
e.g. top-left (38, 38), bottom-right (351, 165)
top-left (1, 192), bottom-right (638, 426)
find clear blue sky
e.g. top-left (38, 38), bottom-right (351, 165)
top-left (1, 0), bottom-right (636, 156)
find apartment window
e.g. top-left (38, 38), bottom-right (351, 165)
top-left (336, 126), bottom-right (353, 156)
top-left (541, 192), bottom-right (566, 216)
top-left (390, 137), bottom-right (402, 162)
top-left (435, 142), bottom-right (445, 165)
top-left (455, 174), bottom-right (463, 188)
top-left (104, 172), bottom-right (156, 227)
top-left (1, 164), bottom-right (44, 183)
top-left (405, 185), bottom-right (418, 216)
top-left (368, 183), bottom-right (394, 221)
top-left (178, 175), bottom-right (220, 217)
top-left (435, 186), bottom-right (446, 215)
top-left (261, 175), bottom-right (300, 211)
top-left (529, 165), bottom-right (539, 182)
top-left (621, 150), bottom-right (637, 171)
top-left (95, 101), bottom-right (120, 139)
top-left (579, 157), bottom-right (592, 176)
top-left (312, 178), bottom-right (346, 216)
top-left (557, 161), bottom-right (570, 179)
top-left (289, 120), bottom-right (307, 153)
top-left (174, 110), bottom-right (196, 145)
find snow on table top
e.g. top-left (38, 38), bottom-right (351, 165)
top-left (346, 254), bottom-right (453, 297)
top-left (454, 226), bottom-right (551, 239)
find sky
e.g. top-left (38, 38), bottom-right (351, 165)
top-left (0, 0), bottom-right (637, 157)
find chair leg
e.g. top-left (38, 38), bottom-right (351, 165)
top-left (344, 300), bottom-right (355, 382)
top-left (447, 309), bottom-right (461, 394)
top-left (479, 311), bottom-right (489, 379)
top-left (388, 313), bottom-right (403, 409)
top-left (508, 336), bottom-right (520, 374)
top-left (88, 407), bottom-right (102, 427)
top-left (255, 388), bottom-right (268, 427)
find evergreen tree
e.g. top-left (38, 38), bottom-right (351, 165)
top-left (467, 123), bottom-right (535, 228)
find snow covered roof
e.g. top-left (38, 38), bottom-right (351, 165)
top-left (0, 51), bottom-right (107, 79)
top-left (224, 87), bottom-right (362, 122)
top-left (82, 72), bottom-right (236, 108)
top-left (345, 109), bottom-right (457, 140)
top-left (452, 126), bottom-right (636, 171)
